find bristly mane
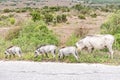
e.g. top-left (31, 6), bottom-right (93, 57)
top-left (87, 34), bottom-right (103, 37)
top-left (7, 46), bottom-right (13, 49)
top-left (36, 44), bottom-right (47, 49)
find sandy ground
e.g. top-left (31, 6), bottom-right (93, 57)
top-left (0, 61), bottom-right (120, 80)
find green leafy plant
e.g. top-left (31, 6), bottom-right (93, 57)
top-left (78, 14), bottom-right (86, 19)
top-left (57, 14), bottom-right (67, 23)
top-left (30, 10), bottom-right (42, 22)
top-left (3, 8), bottom-right (11, 13)
top-left (9, 17), bottom-right (15, 25)
top-left (11, 20), bottom-right (59, 52)
top-left (44, 13), bottom-right (54, 23)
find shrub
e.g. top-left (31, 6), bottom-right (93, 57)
top-left (11, 20), bottom-right (59, 52)
top-left (100, 6), bottom-right (110, 12)
top-left (49, 6), bottom-right (60, 12)
top-left (15, 8), bottom-right (27, 13)
top-left (0, 15), bottom-right (8, 20)
top-left (3, 8), bottom-right (11, 13)
top-left (90, 12), bottom-right (97, 18)
top-left (80, 7), bottom-right (91, 14)
top-left (61, 14), bottom-right (67, 22)
top-left (56, 14), bottom-right (67, 23)
top-left (72, 4), bottom-right (84, 11)
top-left (78, 14), bottom-right (86, 19)
top-left (114, 34), bottom-right (120, 49)
top-left (44, 13), bottom-right (54, 23)
top-left (56, 15), bottom-right (62, 23)
top-left (9, 17), bottom-right (15, 25)
top-left (61, 6), bottom-right (70, 12)
top-left (30, 10), bottom-right (42, 22)
top-left (72, 4), bottom-right (92, 15)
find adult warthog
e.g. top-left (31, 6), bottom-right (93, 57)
top-left (4, 46), bottom-right (22, 58)
top-left (34, 45), bottom-right (57, 58)
top-left (58, 46), bottom-right (79, 60)
top-left (76, 34), bottom-right (115, 59)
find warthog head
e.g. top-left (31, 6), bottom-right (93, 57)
top-left (76, 40), bottom-right (85, 51)
top-left (34, 50), bottom-right (39, 58)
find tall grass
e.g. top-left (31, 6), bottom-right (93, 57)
top-left (101, 10), bottom-right (120, 49)
top-left (66, 34), bottom-right (80, 46)
top-left (0, 38), bottom-right (12, 59)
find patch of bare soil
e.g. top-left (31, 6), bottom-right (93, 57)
top-left (0, 27), bottom-right (10, 38)
top-left (49, 12), bottom-right (110, 45)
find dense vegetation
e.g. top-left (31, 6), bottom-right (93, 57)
top-left (101, 10), bottom-right (120, 49)
top-left (11, 20), bottom-right (59, 52)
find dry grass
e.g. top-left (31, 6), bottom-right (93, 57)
top-left (5, 26), bottom-right (22, 40)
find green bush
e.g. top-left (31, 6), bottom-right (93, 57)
top-left (72, 4), bottom-right (84, 11)
top-left (49, 6), bottom-right (60, 12)
top-left (9, 17), bottom-right (15, 25)
top-left (41, 6), bottom-right (61, 13)
top-left (44, 13), bottom-right (54, 23)
top-left (78, 14), bottom-right (86, 19)
top-left (30, 10), bottom-right (42, 22)
top-left (100, 7), bottom-right (110, 12)
top-left (0, 15), bottom-right (8, 20)
top-left (56, 15), bottom-right (62, 23)
top-left (3, 8), bottom-right (11, 13)
top-left (80, 7), bottom-right (91, 14)
top-left (15, 8), bottom-right (27, 13)
top-left (61, 14), bottom-right (67, 22)
top-left (61, 6), bottom-right (70, 12)
top-left (57, 14), bottom-right (67, 23)
top-left (11, 20), bottom-right (59, 52)
top-left (90, 12), bottom-right (97, 18)
top-left (72, 4), bottom-right (92, 15)
top-left (114, 34), bottom-right (120, 49)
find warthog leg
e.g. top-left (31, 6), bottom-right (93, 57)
top-left (106, 45), bottom-right (114, 59)
top-left (45, 53), bottom-right (49, 58)
top-left (73, 53), bottom-right (78, 61)
top-left (51, 51), bottom-right (55, 58)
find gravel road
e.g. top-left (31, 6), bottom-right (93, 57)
top-left (0, 61), bottom-right (120, 80)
